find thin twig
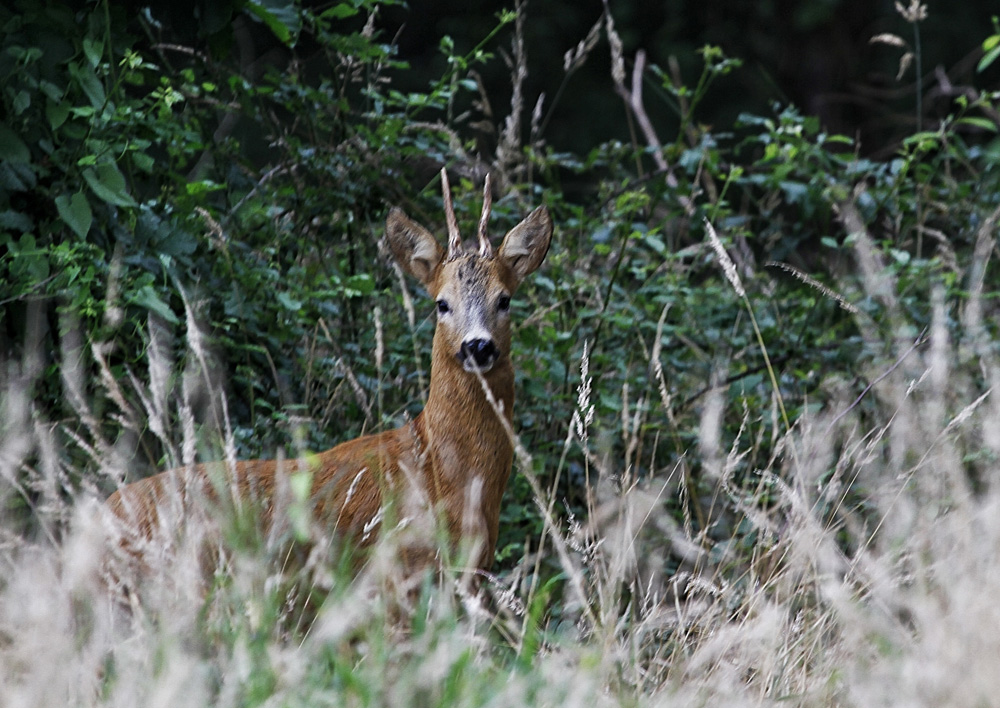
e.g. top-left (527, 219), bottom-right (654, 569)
top-left (827, 327), bottom-right (929, 431)
top-left (681, 355), bottom-right (793, 409)
top-left (226, 164), bottom-right (289, 223)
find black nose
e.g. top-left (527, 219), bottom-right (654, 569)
top-left (460, 338), bottom-right (497, 369)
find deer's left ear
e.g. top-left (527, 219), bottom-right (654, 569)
top-left (384, 207), bottom-right (445, 288)
top-left (497, 206), bottom-right (552, 286)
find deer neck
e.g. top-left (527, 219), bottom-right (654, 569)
top-left (417, 340), bottom-right (515, 506)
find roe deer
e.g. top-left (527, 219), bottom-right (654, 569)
top-left (105, 169), bottom-right (552, 579)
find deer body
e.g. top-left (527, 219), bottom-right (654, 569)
top-left (106, 171), bottom-right (552, 575)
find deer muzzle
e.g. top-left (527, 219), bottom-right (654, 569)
top-left (458, 338), bottom-right (498, 372)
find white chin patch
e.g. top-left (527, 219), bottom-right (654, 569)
top-left (462, 357), bottom-right (496, 374)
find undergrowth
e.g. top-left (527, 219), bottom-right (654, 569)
top-left (2, 1), bottom-right (1000, 706)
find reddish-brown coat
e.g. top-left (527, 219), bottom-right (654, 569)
top-left (106, 171), bottom-right (551, 577)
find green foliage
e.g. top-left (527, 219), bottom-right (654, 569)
top-left (979, 17), bottom-right (1000, 73)
top-left (0, 0), bottom-right (451, 472)
top-left (3, 4), bottom-right (1000, 703)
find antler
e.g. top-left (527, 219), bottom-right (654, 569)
top-left (441, 168), bottom-right (462, 259)
top-left (477, 173), bottom-right (493, 258)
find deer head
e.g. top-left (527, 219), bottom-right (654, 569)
top-left (385, 169), bottom-right (552, 375)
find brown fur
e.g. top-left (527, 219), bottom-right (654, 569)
top-left (105, 176), bottom-right (552, 582)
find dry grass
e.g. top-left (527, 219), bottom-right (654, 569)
top-left (2, 230), bottom-right (999, 708)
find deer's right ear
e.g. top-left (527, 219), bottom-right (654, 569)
top-left (385, 207), bottom-right (445, 288)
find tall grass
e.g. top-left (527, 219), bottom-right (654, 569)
top-left (2, 4), bottom-right (998, 702)
top-left (1, 210), bottom-right (998, 708)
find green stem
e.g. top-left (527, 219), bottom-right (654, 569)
top-left (913, 20), bottom-right (923, 132)
top-left (743, 295), bottom-right (790, 433)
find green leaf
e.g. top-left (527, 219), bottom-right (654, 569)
top-left (344, 273), bottom-right (374, 297)
top-left (200, 2), bottom-right (234, 35)
top-left (0, 124), bottom-right (30, 163)
top-left (131, 285), bottom-right (179, 324)
top-left (82, 37), bottom-right (103, 68)
top-left (39, 80), bottom-right (65, 103)
top-left (321, 3), bottom-right (359, 19)
top-left (185, 180), bottom-right (224, 196)
top-left (131, 151), bottom-right (154, 173)
top-left (902, 131), bottom-right (941, 150)
top-left (9, 234), bottom-right (49, 282)
top-left (956, 117), bottom-right (998, 132)
top-left (82, 163), bottom-right (137, 207)
top-left (12, 90), bottom-right (31, 115)
top-left (277, 291), bottom-right (303, 311)
top-left (55, 193), bottom-right (93, 238)
top-left (245, 0), bottom-right (300, 46)
top-left (0, 161), bottom-right (36, 191)
top-left (889, 248), bottom-right (911, 265)
top-left (642, 234), bottom-right (666, 255)
top-left (46, 100), bottom-right (70, 130)
top-left (0, 209), bottom-right (33, 233)
top-left (69, 61), bottom-right (106, 108)
top-left (978, 44), bottom-right (1000, 73)
top-left (155, 229), bottom-right (197, 257)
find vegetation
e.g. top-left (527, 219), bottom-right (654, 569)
top-left (2, 1), bottom-right (999, 705)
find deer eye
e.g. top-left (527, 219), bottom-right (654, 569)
top-left (497, 295), bottom-right (511, 312)
top-left (436, 300), bottom-right (450, 314)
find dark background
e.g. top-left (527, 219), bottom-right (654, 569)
top-left (378, 1), bottom-right (997, 156)
top-left (138, 0), bottom-right (999, 158)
